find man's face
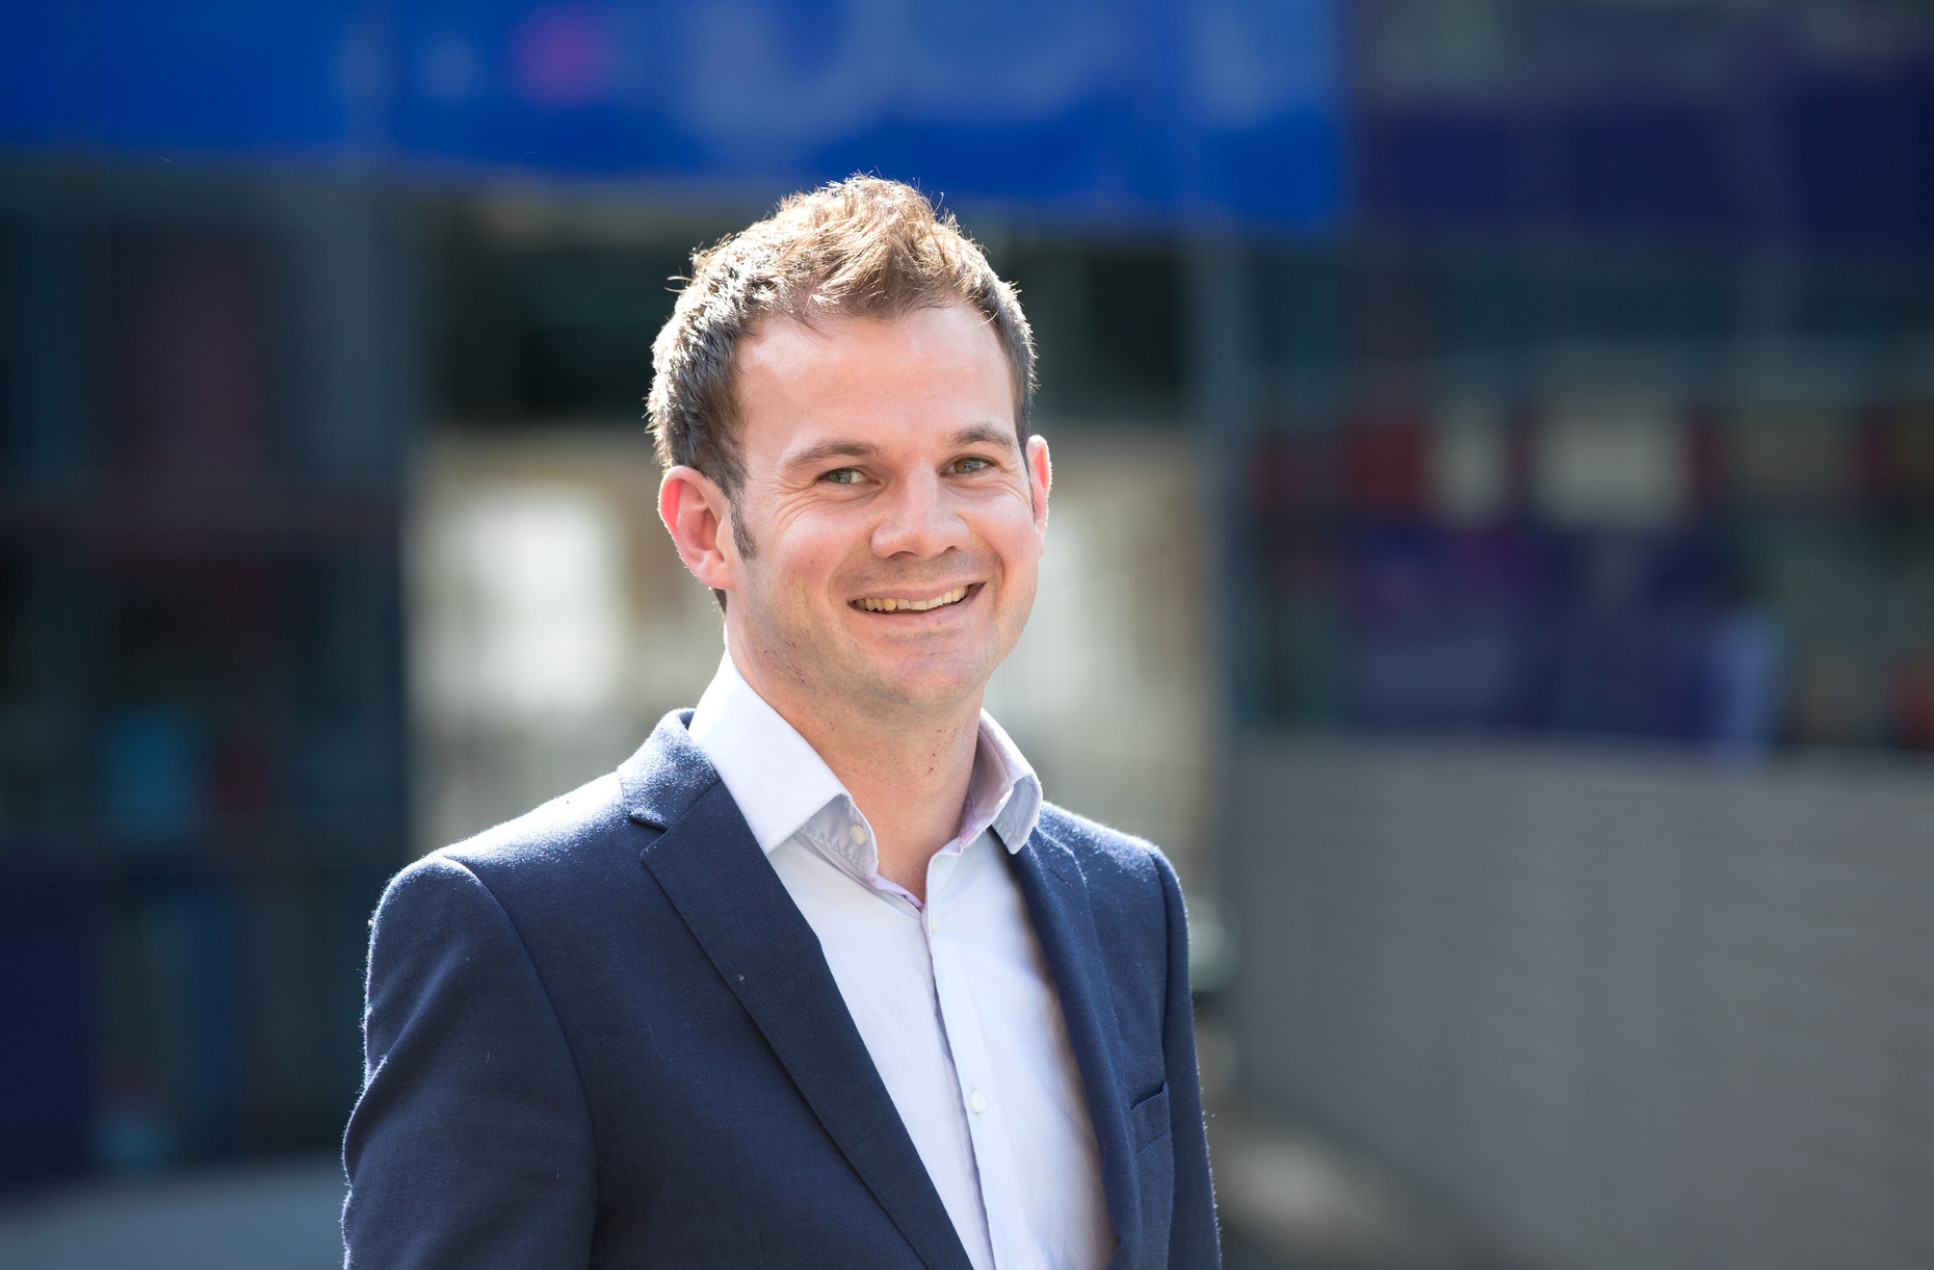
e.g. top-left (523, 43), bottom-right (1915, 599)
top-left (715, 302), bottom-right (1049, 717)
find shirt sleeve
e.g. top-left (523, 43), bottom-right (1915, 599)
top-left (342, 856), bottom-right (598, 1270)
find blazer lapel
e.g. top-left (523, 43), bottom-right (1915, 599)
top-left (1011, 831), bottom-right (1142, 1265)
top-left (620, 714), bottom-right (975, 1270)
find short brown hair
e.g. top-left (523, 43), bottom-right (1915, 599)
top-left (647, 177), bottom-right (1035, 497)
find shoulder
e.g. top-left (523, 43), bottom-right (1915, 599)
top-left (444, 771), bottom-right (636, 871)
top-left (1029, 801), bottom-right (1186, 937)
top-left (1032, 801), bottom-right (1177, 891)
top-left (376, 771), bottom-right (645, 925)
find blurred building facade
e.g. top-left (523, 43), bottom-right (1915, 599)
top-left (1219, 5), bottom-right (1934, 1268)
top-left (0, 171), bottom-right (413, 1183)
top-left (1228, 0), bottom-right (1934, 756)
top-left (2, 5), bottom-right (1933, 1270)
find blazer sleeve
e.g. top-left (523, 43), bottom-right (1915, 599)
top-left (1156, 853), bottom-right (1222, 1268)
top-left (342, 856), bottom-right (598, 1270)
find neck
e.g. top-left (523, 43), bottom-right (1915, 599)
top-left (731, 649), bottom-right (982, 904)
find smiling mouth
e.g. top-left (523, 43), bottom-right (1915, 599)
top-left (851, 585), bottom-right (972, 613)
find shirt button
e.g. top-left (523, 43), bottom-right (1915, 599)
top-left (967, 1091), bottom-right (987, 1116)
top-left (848, 823), bottom-right (867, 844)
top-left (928, 912), bottom-right (941, 935)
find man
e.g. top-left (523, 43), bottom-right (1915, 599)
top-left (343, 177), bottom-right (1218, 1269)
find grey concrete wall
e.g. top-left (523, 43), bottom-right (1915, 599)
top-left (1232, 739), bottom-right (1934, 1270)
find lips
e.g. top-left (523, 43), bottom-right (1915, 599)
top-left (851, 585), bottom-right (971, 613)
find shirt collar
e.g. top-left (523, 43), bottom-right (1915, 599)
top-left (686, 650), bottom-right (1042, 857)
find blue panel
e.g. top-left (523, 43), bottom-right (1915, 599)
top-left (1557, 102), bottom-right (1741, 238)
top-left (0, 0), bottom-right (366, 155)
top-left (1362, 109), bottom-right (1522, 226)
top-left (0, 877), bottom-right (91, 1185)
top-left (0, 0), bottom-right (1346, 228)
top-left (0, 3), bottom-right (74, 144)
top-left (1783, 63), bottom-right (1934, 250)
top-left (385, 0), bottom-right (1343, 225)
top-left (91, 0), bottom-right (364, 152)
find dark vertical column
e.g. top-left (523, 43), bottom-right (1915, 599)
top-left (1185, 238), bottom-right (1262, 997)
top-left (1188, 239), bottom-right (1263, 733)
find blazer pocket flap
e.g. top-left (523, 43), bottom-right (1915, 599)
top-left (1128, 1083), bottom-right (1170, 1152)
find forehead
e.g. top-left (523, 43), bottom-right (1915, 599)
top-left (731, 303), bottom-right (1017, 456)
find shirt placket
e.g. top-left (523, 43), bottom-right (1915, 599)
top-left (923, 836), bottom-right (1029, 1270)
top-left (811, 810), bottom-right (1000, 1270)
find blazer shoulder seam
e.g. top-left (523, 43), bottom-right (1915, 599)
top-left (446, 858), bottom-right (604, 1169)
top-left (1035, 803), bottom-right (1166, 879)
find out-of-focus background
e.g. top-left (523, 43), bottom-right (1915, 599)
top-left (2, 2), bottom-right (1932, 1267)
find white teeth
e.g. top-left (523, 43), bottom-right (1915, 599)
top-left (855, 586), bottom-right (969, 613)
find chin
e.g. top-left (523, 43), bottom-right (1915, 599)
top-left (854, 654), bottom-right (993, 710)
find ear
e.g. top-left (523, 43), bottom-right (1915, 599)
top-left (658, 465), bottom-right (738, 593)
top-left (1025, 435), bottom-right (1052, 544)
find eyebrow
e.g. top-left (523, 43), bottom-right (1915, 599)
top-left (785, 439), bottom-right (882, 469)
top-left (949, 423), bottom-right (1021, 452)
top-left (782, 424), bottom-right (1019, 470)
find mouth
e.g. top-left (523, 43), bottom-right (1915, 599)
top-left (851, 584), bottom-right (974, 614)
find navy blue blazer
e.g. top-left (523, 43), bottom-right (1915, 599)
top-left (343, 711), bottom-right (1219, 1268)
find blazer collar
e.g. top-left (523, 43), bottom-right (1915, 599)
top-left (618, 712), bottom-right (975, 1270)
top-left (616, 709), bottom-right (714, 830)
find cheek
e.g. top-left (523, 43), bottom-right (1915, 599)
top-left (766, 525), bottom-right (856, 601)
top-left (988, 526), bottom-right (1043, 602)
top-left (1013, 549), bottom-right (1041, 594)
top-left (988, 500), bottom-right (1045, 560)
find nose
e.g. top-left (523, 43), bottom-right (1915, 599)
top-left (870, 468), bottom-right (969, 559)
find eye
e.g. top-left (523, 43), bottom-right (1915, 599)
top-left (949, 456), bottom-right (994, 474)
top-left (822, 467), bottom-right (865, 485)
